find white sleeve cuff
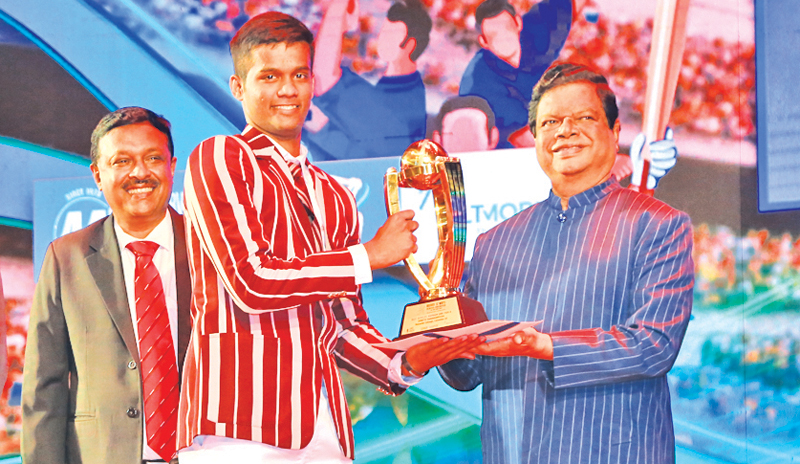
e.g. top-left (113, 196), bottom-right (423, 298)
top-left (348, 244), bottom-right (373, 285)
top-left (387, 352), bottom-right (423, 387)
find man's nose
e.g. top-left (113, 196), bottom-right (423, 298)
top-left (277, 78), bottom-right (299, 97)
top-left (556, 117), bottom-right (578, 137)
top-left (129, 160), bottom-right (150, 179)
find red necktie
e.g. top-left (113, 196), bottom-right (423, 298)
top-left (288, 162), bottom-right (325, 249)
top-left (127, 241), bottom-right (179, 462)
top-left (288, 161), bottom-right (315, 215)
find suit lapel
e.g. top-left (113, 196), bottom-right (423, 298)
top-left (170, 207), bottom-right (192, 373)
top-left (86, 215), bottom-right (140, 360)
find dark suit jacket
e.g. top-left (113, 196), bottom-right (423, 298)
top-left (22, 208), bottom-right (191, 464)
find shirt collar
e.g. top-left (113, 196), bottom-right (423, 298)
top-left (545, 176), bottom-right (621, 211)
top-left (480, 49), bottom-right (519, 76)
top-left (114, 211), bottom-right (174, 253)
top-left (241, 125), bottom-right (309, 166)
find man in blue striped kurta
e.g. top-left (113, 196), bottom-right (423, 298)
top-left (439, 62), bottom-right (694, 463)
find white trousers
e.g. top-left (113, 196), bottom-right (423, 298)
top-left (178, 390), bottom-right (351, 464)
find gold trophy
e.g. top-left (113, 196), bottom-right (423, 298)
top-left (384, 140), bottom-right (487, 339)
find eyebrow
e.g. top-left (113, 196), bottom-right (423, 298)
top-left (540, 108), bottom-right (600, 118)
top-left (256, 65), bottom-right (311, 74)
top-left (110, 147), bottom-right (167, 157)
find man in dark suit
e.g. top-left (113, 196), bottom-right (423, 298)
top-left (440, 62), bottom-right (694, 463)
top-left (22, 107), bottom-right (191, 464)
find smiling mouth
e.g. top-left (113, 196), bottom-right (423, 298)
top-left (273, 104), bottom-right (300, 111)
top-left (127, 186), bottom-right (155, 195)
top-left (552, 145), bottom-right (585, 156)
top-left (124, 180), bottom-right (158, 195)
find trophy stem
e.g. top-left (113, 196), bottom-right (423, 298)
top-left (421, 288), bottom-right (455, 301)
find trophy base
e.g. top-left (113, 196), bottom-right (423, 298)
top-left (396, 294), bottom-right (488, 339)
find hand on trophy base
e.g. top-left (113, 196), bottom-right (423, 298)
top-left (472, 326), bottom-right (554, 361)
top-left (403, 334), bottom-right (486, 375)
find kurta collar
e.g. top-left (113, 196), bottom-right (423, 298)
top-left (545, 176), bottom-right (621, 211)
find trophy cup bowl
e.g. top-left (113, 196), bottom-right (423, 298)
top-left (399, 140), bottom-right (446, 189)
top-left (384, 140), bottom-right (487, 339)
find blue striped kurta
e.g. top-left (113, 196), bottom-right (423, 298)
top-left (439, 179), bottom-right (694, 463)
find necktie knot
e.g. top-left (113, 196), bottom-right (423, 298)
top-left (127, 240), bottom-right (160, 259)
top-left (288, 161), bottom-right (304, 182)
top-left (286, 157), bottom-right (329, 250)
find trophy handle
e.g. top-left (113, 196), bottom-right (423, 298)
top-left (429, 161), bottom-right (466, 292)
top-left (384, 168), bottom-right (437, 293)
top-left (445, 160), bottom-right (467, 289)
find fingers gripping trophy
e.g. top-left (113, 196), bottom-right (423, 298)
top-left (384, 140), bottom-right (488, 339)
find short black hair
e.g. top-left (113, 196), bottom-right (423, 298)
top-left (528, 62), bottom-right (619, 136)
top-left (434, 95), bottom-right (496, 134)
top-left (90, 107), bottom-right (174, 165)
top-left (230, 11), bottom-right (314, 79)
top-left (475, 0), bottom-right (516, 35)
top-left (387, 0), bottom-right (432, 62)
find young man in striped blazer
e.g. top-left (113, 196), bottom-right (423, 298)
top-left (439, 62), bottom-right (694, 463)
top-left (177, 11), bottom-right (481, 463)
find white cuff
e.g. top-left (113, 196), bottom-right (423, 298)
top-left (348, 244), bottom-right (373, 285)
top-left (387, 352), bottom-right (423, 387)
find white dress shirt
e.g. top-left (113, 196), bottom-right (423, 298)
top-left (115, 213), bottom-right (178, 462)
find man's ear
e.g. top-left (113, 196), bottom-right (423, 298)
top-left (230, 74), bottom-right (244, 102)
top-left (403, 37), bottom-right (417, 58)
top-left (90, 164), bottom-right (102, 190)
top-left (488, 127), bottom-right (500, 150)
top-left (514, 14), bottom-right (523, 32)
top-left (478, 33), bottom-right (488, 50)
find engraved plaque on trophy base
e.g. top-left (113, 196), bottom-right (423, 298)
top-left (398, 294), bottom-right (488, 339)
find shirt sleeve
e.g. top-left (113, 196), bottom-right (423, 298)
top-left (548, 210), bottom-right (694, 389)
top-left (348, 244), bottom-right (373, 285)
top-left (438, 357), bottom-right (483, 392)
top-left (519, 0), bottom-right (574, 71)
top-left (183, 135), bottom-right (360, 313)
top-left (330, 295), bottom-right (408, 395)
top-left (387, 352), bottom-right (423, 387)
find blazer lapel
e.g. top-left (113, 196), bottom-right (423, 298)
top-left (86, 215), bottom-right (140, 360)
top-left (244, 134), bottom-right (320, 254)
top-left (170, 207), bottom-right (192, 373)
top-left (264, 145), bottom-right (322, 253)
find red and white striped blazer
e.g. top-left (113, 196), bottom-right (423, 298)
top-left (179, 126), bottom-right (402, 459)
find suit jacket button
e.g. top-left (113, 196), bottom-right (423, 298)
top-left (127, 360), bottom-right (137, 370)
top-left (126, 407), bottom-right (139, 418)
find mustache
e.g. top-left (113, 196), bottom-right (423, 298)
top-left (122, 179), bottom-right (159, 190)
